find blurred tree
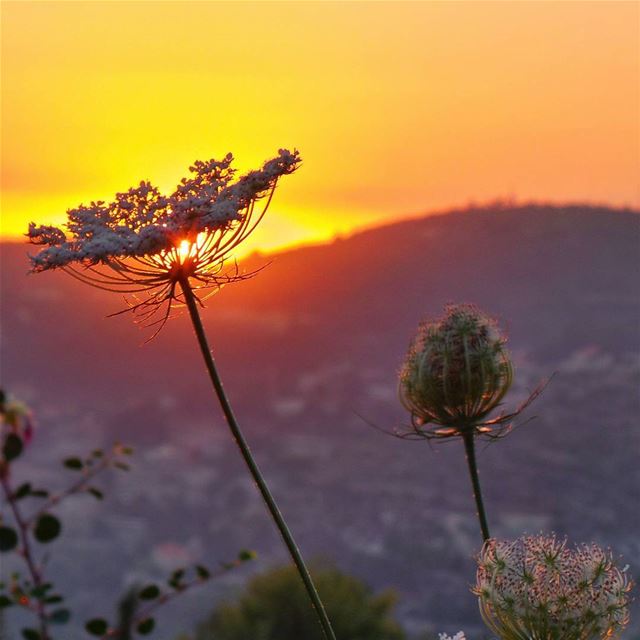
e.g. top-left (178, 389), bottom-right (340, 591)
top-left (193, 563), bottom-right (405, 640)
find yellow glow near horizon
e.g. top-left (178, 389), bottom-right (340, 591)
top-left (1, 1), bottom-right (638, 256)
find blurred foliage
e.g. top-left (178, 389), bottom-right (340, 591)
top-left (1, 390), bottom-right (250, 640)
top-left (192, 563), bottom-right (405, 640)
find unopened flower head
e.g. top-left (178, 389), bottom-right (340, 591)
top-left (399, 304), bottom-right (514, 438)
top-left (28, 150), bottom-right (300, 333)
top-left (475, 534), bottom-right (632, 640)
top-left (0, 390), bottom-right (34, 458)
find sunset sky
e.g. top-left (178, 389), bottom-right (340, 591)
top-left (2, 1), bottom-right (638, 255)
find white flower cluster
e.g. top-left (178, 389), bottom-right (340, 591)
top-left (28, 149), bottom-right (300, 272)
top-left (475, 534), bottom-right (632, 640)
top-left (438, 632), bottom-right (466, 640)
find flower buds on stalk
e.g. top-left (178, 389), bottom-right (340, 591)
top-left (1, 390), bottom-right (34, 472)
top-left (399, 304), bottom-right (514, 439)
top-left (474, 534), bottom-right (633, 640)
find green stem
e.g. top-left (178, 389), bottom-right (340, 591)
top-left (462, 432), bottom-right (491, 543)
top-left (179, 280), bottom-right (337, 640)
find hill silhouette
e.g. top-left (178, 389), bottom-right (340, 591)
top-left (3, 203), bottom-right (637, 404)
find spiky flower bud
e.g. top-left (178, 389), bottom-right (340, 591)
top-left (475, 534), bottom-right (632, 640)
top-left (399, 304), bottom-right (513, 438)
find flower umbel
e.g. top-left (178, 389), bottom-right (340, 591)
top-left (475, 534), bottom-right (633, 640)
top-left (28, 148), bottom-right (336, 639)
top-left (399, 304), bottom-right (538, 440)
top-left (28, 150), bottom-right (300, 335)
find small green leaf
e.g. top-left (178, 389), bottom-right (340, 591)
top-left (34, 514), bottom-right (61, 544)
top-left (0, 594), bottom-right (13, 607)
top-left (85, 619), bottom-right (109, 635)
top-left (49, 608), bottom-right (71, 624)
top-left (168, 568), bottom-right (185, 589)
top-left (91, 449), bottom-right (104, 458)
top-left (21, 629), bottom-right (41, 640)
top-left (29, 489), bottom-right (49, 498)
top-left (195, 565), bottom-right (210, 580)
top-left (121, 446), bottom-right (134, 456)
top-left (238, 549), bottom-right (256, 562)
top-left (63, 457), bottom-right (83, 470)
top-left (0, 526), bottom-right (18, 552)
top-left (136, 618), bottom-right (155, 635)
top-left (3, 433), bottom-right (23, 461)
top-left (138, 584), bottom-right (160, 600)
top-left (87, 487), bottom-right (104, 500)
top-left (44, 594), bottom-right (64, 604)
top-left (14, 483), bottom-right (32, 500)
top-left (30, 583), bottom-right (52, 598)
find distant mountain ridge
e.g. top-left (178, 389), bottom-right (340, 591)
top-left (0, 200), bottom-right (640, 412)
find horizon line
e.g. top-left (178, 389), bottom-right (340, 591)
top-left (2, 198), bottom-right (638, 261)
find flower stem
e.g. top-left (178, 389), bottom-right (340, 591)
top-left (462, 432), bottom-right (491, 542)
top-left (179, 280), bottom-right (337, 640)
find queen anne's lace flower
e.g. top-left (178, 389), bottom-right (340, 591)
top-left (399, 304), bottom-right (524, 439)
top-left (28, 150), bottom-right (300, 334)
top-left (438, 633), bottom-right (466, 640)
top-left (475, 534), bottom-right (632, 640)
top-left (26, 149), bottom-right (339, 640)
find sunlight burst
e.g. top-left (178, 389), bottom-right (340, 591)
top-left (178, 239), bottom-right (192, 263)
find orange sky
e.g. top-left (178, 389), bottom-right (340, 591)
top-left (1, 1), bottom-right (639, 254)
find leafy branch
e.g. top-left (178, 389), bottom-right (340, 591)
top-left (1, 390), bottom-right (254, 640)
top-left (85, 551), bottom-right (257, 639)
top-left (0, 430), bottom-right (132, 640)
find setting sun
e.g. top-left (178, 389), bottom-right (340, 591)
top-left (178, 240), bottom-right (192, 264)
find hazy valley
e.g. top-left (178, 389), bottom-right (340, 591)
top-left (2, 204), bottom-right (639, 638)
